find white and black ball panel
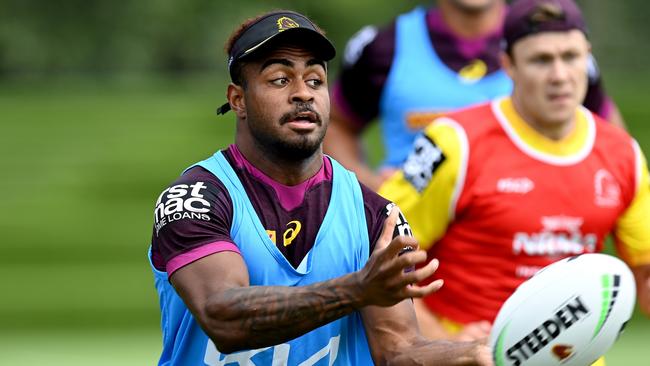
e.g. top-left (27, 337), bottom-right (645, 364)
top-left (489, 254), bottom-right (636, 366)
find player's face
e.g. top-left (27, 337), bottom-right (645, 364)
top-left (238, 45), bottom-right (329, 161)
top-left (504, 30), bottom-right (590, 133)
top-left (444, 0), bottom-right (501, 13)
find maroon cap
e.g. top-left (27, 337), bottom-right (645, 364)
top-left (504, 0), bottom-right (588, 51)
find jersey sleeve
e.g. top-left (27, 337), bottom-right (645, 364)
top-left (378, 120), bottom-right (465, 249)
top-left (331, 22), bottom-right (396, 128)
top-left (151, 167), bottom-right (240, 276)
top-left (614, 141), bottom-right (650, 267)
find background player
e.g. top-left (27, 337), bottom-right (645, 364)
top-left (324, 0), bottom-right (625, 191)
top-left (149, 9), bottom-right (493, 365)
top-left (378, 0), bottom-right (650, 359)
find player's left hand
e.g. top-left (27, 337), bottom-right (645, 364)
top-left (357, 208), bottom-right (443, 307)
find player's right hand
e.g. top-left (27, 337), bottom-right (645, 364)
top-left (357, 207), bottom-right (443, 307)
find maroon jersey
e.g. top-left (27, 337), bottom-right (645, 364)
top-left (151, 145), bottom-right (400, 275)
top-left (333, 7), bottom-right (614, 128)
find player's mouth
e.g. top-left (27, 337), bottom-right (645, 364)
top-left (547, 93), bottom-right (573, 107)
top-left (547, 92), bottom-right (572, 104)
top-left (282, 110), bottom-right (321, 132)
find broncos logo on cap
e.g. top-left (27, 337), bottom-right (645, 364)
top-left (277, 16), bottom-right (299, 32)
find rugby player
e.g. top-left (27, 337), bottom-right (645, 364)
top-left (379, 2), bottom-right (650, 366)
top-left (148, 9), bottom-right (494, 366)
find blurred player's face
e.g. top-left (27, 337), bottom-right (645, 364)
top-left (445, 0), bottom-right (500, 13)
top-left (503, 30), bottom-right (590, 137)
top-left (234, 45), bottom-right (329, 161)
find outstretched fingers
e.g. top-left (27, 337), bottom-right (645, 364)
top-left (407, 279), bottom-right (444, 298)
top-left (376, 207), bottom-right (399, 252)
top-left (402, 258), bottom-right (444, 298)
top-left (384, 232), bottom-right (419, 260)
top-left (362, 205), bottom-right (445, 306)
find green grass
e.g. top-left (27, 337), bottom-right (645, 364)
top-left (0, 328), bottom-right (161, 365)
top-left (605, 311), bottom-right (650, 364)
top-left (0, 75), bottom-right (649, 364)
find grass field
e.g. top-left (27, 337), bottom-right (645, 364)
top-left (1, 75), bottom-right (648, 364)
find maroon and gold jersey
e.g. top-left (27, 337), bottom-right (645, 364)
top-left (151, 145), bottom-right (397, 275)
top-left (380, 98), bottom-right (650, 324)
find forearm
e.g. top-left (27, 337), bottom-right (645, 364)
top-left (388, 338), bottom-right (489, 366)
top-left (413, 298), bottom-right (452, 339)
top-left (362, 302), bottom-right (491, 366)
top-left (201, 272), bottom-right (364, 353)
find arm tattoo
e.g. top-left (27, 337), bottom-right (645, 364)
top-left (205, 273), bottom-right (363, 351)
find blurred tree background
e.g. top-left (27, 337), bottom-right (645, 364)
top-left (0, 0), bottom-right (413, 78)
top-left (0, 0), bottom-right (648, 364)
top-left (0, 0), bottom-right (647, 79)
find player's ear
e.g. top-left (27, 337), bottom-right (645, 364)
top-left (500, 51), bottom-right (515, 79)
top-left (227, 83), bottom-right (246, 119)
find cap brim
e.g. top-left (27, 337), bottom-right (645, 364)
top-left (239, 27), bottom-right (336, 63)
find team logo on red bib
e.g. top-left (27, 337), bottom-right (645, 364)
top-left (594, 169), bottom-right (621, 207)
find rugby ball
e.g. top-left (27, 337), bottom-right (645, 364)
top-left (489, 254), bottom-right (636, 366)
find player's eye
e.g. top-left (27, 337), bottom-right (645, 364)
top-left (532, 55), bottom-right (552, 65)
top-left (271, 77), bottom-right (289, 86)
top-left (306, 79), bottom-right (323, 88)
top-left (562, 52), bottom-right (579, 63)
